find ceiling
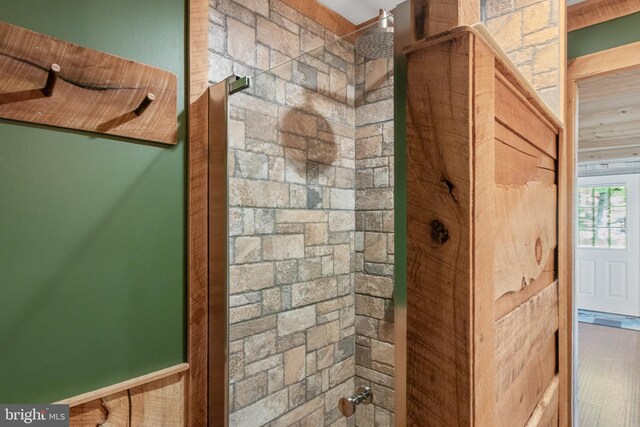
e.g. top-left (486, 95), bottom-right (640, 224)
top-left (316, 0), bottom-right (403, 24)
top-left (578, 67), bottom-right (640, 164)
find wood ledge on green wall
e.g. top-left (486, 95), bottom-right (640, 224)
top-left (0, 21), bottom-right (178, 144)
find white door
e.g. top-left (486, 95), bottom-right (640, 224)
top-left (576, 174), bottom-right (640, 316)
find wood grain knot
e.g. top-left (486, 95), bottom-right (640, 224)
top-left (430, 220), bottom-right (449, 244)
top-left (535, 237), bottom-right (543, 264)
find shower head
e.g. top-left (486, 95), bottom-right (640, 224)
top-left (355, 9), bottom-right (394, 59)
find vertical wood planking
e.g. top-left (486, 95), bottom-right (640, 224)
top-left (410, 0), bottom-right (480, 40)
top-left (188, 0), bottom-right (210, 424)
top-left (406, 32), bottom-right (474, 425)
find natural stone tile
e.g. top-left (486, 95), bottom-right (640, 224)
top-left (373, 166), bottom-right (390, 187)
top-left (340, 325), bottom-right (355, 340)
top-left (285, 147), bottom-right (307, 184)
top-left (229, 351), bottom-right (244, 382)
top-left (364, 212), bottom-right (383, 231)
top-left (318, 310), bottom-right (340, 325)
top-left (329, 211), bottom-right (355, 232)
top-left (334, 244), bottom-right (351, 275)
top-left (534, 41), bottom-right (559, 74)
top-left (307, 320), bottom-right (340, 351)
top-left (322, 255), bottom-right (334, 276)
top-left (275, 260), bottom-right (298, 285)
top-left (246, 109), bottom-right (278, 143)
top-left (356, 188), bottom-right (393, 210)
top-left (268, 365), bottom-right (284, 394)
top-left (317, 294), bottom-right (353, 315)
top-left (364, 262), bottom-right (393, 277)
top-left (293, 61), bottom-right (319, 91)
top-left (278, 305), bottom-right (316, 337)
top-left (301, 28), bottom-right (324, 53)
top-left (257, 16), bottom-right (300, 58)
top-left (298, 257), bottom-right (323, 281)
top-left (300, 407), bottom-right (324, 427)
top-left (377, 319), bottom-right (395, 344)
top-left (329, 356), bottom-right (355, 388)
top-left (279, 108), bottom-right (318, 137)
top-left (227, 18), bottom-right (255, 66)
top-left (371, 339), bottom-right (394, 366)
top-left (307, 186), bottom-right (323, 209)
top-left (330, 188), bottom-right (355, 210)
top-left (291, 277), bottom-right (338, 307)
top-left (262, 287), bottom-right (282, 314)
top-left (365, 58), bottom-right (390, 92)
top-left (290, 184), bottom-right (308, 208)
top-left (234, 236), bottom-right (262, 263)
top-left (337, 274), bottom-right (353, 296)
top-left (306, 372), bottom-right (323, 399)
top-left (522, 1), bottom-right (550, 34)
top-left (356, 402), bottom-right (375, 426)
top-left (230, 178), bottom-right (289, 208)
top-left (230, 292), bottom-right (261, 309)
top-left (323, 378), bottom-right (355, 412)
top-left (533, 69), bottom-right (559, 90)
top-left (372, 361), bottom-right (394, 377)
top-left (335, 336), bottom-right (355, 361)
top-left (234, 372), bottom-right (268, 410)
top-left (355, 344), bottom-right (371, 368)
top-left (485, 0), bottom-right (515, 18)
top-left (335, 167), bottom-right (355, 188)
top-left (375, 406), bottom-right (393, 427)
top-left (355, 365), bottom-right (393, 388)
top-left (355, 315), bottom-right (378, 339)
top-left (230, 314), bottom-right (276, 341)
top-left (244, 354), bottom-right (281, 376)
top-left (230, 302), bottom-right (262, 324)
top-left (271, 11), bottom-right (300, 34)
top-left (316, 344), bottom-right (334, 370)
top-left (356, 99), bottom-right (394, 126)
top-left (228, 388), bottom-right (289, 427)
top-left (355, 274), bottom-right (393, 298)
top-left (276, 209), bottom-right (328, 223)
top-left (522, 26), bottom-right (558, 46)
top-left (244, 330), bottom-right (277, 363)
top-left (272, 396), bottom-right (324, 427)
top-left (278, 330), bottom-right (306, 353)
top-left (232, 92), bottom-right (278, 117)
top-left (364, 232), bottom-right (387, 263)
top-left (264, 234), bottom-right (305, 260)
top-left (284, 345), bottom-right (306, 385)
top-left (256, 43), bottom-right (271, 70)
top-left (355, 295), bottom-right (385, 320)
top-left (340, 305), bottom-right (356, 329)
top-left (486, 11), bottom-right (523, 53)
top-left (230, 262), bottom-right (274, 293)
top-left (287, 380), bottom-right (307, 409)
top-left (305, 222), bottom-right (329, 246)
top-left (277, 223), bottom-right (305, 234)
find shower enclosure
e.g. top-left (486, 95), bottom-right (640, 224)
top-left (206, 2), bottom-right (407, 425)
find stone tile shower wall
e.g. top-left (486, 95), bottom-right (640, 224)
top-left (482, 0), bottom-right (561, 113)
top-left (354, 55), bottom-right (395, 426)
top-left (209, 1), bottom-right (395, 425)
top-left (210, 1), bottom-right (358, 425)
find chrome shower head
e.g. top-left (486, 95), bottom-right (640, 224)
top-left (355, 9), bottom-right (394, 59)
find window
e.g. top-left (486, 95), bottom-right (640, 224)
top-left (578, 185), bottom-right (627, 249)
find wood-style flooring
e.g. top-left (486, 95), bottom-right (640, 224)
top-left (578, 323), bottom-right (640, 426)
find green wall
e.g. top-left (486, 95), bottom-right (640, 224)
top-left (568, 12), bottom-right (640, 58)
top-left (0, 0), bottom-right (186, 403)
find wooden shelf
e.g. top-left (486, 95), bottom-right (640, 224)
top-left (0, 21), bottom-right (177, 145)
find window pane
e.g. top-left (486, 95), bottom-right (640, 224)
top-left (594, 187), bottom-right (610, 207)
top-left (594, 205), bottom-right (609, 227)
top-left (610, 186), bottom-right (626, 206)
top-left (610, 207), bottom-right (627, 228)
top-left (579, 229), bottom-right (594, 247)
top-left (610, 228), bottom-right (627, 249)
top-left (594, 228), bottom-right (609, 248)
top-left (579, 187), bottom-right (594, 207)
top-left (578, 208), bottom-right (594, 229)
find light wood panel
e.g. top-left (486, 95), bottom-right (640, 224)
top-left (69, 373), bottom-right (185, 427)
top-left (410, 0), bottom-right (480, 40)
top-left (56, 363), bottom-right (189, 407)
top-left (187, 0), bottom-right (210, 424)
top-left (0, 22), bottom-right (177, 145)
top-left (406, 26), bottom-right (563, 427)
top-left (577, 67), bottom-right (640, 164)
top-left (526, 376), bottom-right (560, 426)
top-left (567, 0), bottom-right (640, 32)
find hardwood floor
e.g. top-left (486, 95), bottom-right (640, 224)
top-left (578, 323), bottom-right (640, 426)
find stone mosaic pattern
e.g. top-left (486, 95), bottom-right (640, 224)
top-left (483, 0), bottom-right (561, 113)
top-left (209, 1), bottom-right (394, 425)
top-left (353, 55), bottom-right (395, 427)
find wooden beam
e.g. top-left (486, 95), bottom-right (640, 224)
top-left (188, 0), bottom-right (210, 424)
top-left (567, 0), bottom-right (640, 32)
top-left (410, 0), bottom-right (480, 40)
top-left (568, 40), bottom-right (640, 81)
top-left (56, 363), bottom-right (189, 408)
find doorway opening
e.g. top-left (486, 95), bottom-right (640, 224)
top-left (572, 63), bottom-right (640, 426)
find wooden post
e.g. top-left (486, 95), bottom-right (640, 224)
top-left (410, 0), bottom-right (480, 40)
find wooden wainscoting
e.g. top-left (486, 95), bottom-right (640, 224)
top-left (56, 364), bottom-right (188, 426)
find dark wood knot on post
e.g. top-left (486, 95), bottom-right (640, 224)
top-left (135, 93), bottom-right (155, 116)
top-left (430, 220), bottom-right (449, 244)
top-left (43, 64), bottom-right (61, 97)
